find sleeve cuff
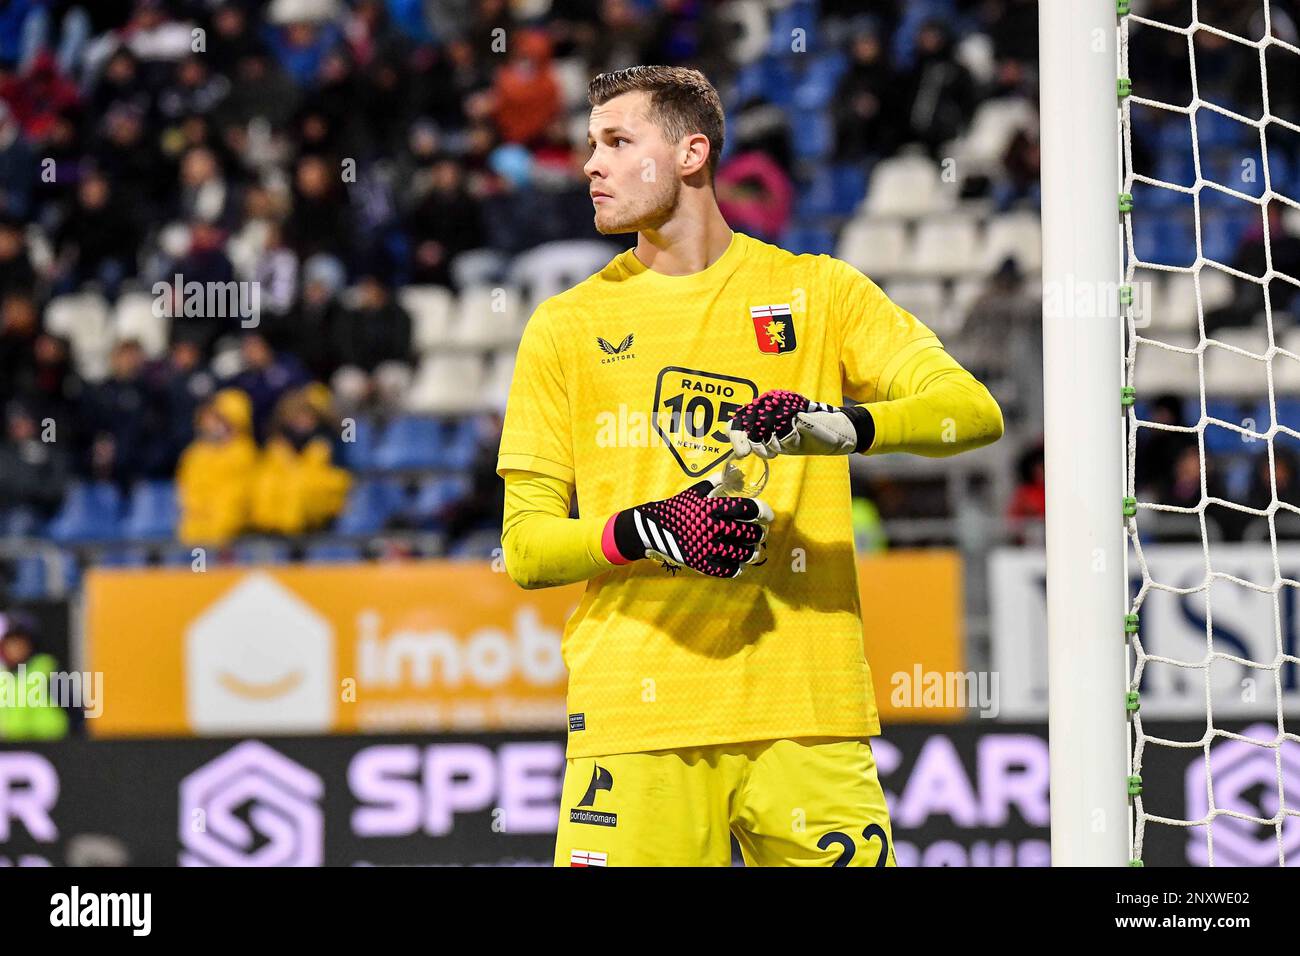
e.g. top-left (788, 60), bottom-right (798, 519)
top-left (496, 453), bottom-right (575, 485)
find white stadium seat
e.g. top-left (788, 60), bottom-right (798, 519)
top-left (863, 155), bottom-right (948, 218)
top-left (113, 291), bottom-right (169, 357)
top-left (1276, 328), bottom-right (1300, 392)
top-left (45, 292), bottom-right (112, 382)
top-left (979, 211), bottom-right (1041, 273)
top-left (907, 216), bottom-right (980, 277)
top-left (883, 279), bottom-right (946, 328)
top-left (405, 354), bottom-right (486, 414)
top-left (1204, 327), bottom-right (1271, 397)
top-left (399, 285), bottom-right (455, 354)
top-left (450, 285), bottom-right (523, 350)
top-left (1133, 333), bottom-right (1199, 395)
top-left (836, 218), bottom-right (907, 277)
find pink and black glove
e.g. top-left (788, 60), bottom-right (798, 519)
top-left (728, 389), bottom-right (874, 459)
top-left (601, 476), bottom-right (774, 578)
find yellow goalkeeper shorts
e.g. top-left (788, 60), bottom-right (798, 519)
top-left (555, 736), bottom-right (896, 867)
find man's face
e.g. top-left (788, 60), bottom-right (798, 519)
top-left (584, 91), bottom-right (681, 235)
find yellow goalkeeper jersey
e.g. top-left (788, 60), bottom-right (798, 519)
top-left (497, 232), bottom-right (946, 758)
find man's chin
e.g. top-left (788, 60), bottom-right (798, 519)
top-left (593, 211), bottom-right (639, 235)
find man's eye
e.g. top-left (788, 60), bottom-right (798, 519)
top-left (614, 137), bottom-right (628, 147)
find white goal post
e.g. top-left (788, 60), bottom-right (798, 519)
top-left (1039, 0), bottom-right (1131, 866)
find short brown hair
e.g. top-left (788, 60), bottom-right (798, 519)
top-left (588, 65), bottom-right (725, 177)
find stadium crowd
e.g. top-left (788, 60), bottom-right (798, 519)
top-left (3, 0), bottom-right (1299, 597)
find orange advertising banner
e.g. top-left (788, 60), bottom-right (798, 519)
top-left (84, 552), bottom-right (963, 738)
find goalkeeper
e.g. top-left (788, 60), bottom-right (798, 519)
top-left (497, 66), bottom-right (1003, 867)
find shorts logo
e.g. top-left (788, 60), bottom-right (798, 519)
top-left (570, 764), bottom-right (617, 827)
top-left (569, 713), bottom-right (586, 732)
top-left (570, 849), bottom-right (607, 867)
top-left (751, 304), bottom-right (797, 355)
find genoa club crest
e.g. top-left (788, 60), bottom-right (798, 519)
top-left (750, 304), bottom-right (797, 354)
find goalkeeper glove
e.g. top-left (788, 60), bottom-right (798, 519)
top-left (728, 389), bottom-right (874, 459)
top-left (600, 475), bottom-right (774, 578)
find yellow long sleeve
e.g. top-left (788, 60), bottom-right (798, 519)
top-left (499, 469), bottom-right (614, 589)
top-left (863, 345), bottom-right (1004, 457)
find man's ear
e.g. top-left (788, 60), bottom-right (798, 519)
top-left (680, 132), bottom-right (712, 180)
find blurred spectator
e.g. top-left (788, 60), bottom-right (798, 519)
top-left (1006, 440), bottom-right (1045, 544)
top-left (834, 23), bottom-right (905, 162)
top-left (223, 330), bottom-right (310, 441)
top-left (279, 253), bottom-right (347, 380)
top-left (165, 220), bottom-right (238, 352)
top-left (1246, 446), bottom-right (1300, 512)
top-left (0, 611), bottom-right (70, 742)
top-left (491, 29), bottom-right (560, 146)
top-left (77, 338), bottom-right (167, 486)
top-left (0, 215), bottom-right (37, 296)
top-left (157, 53), bottom-right (229, 122)
top-left (1134, 394), bottom-right (1188, 497)
top-left (904, 19), bottom-right (977, 157)
top-left (954, 258), bottom-right (1042, 426)
top-left (0, 290), bottom-right (40, 408)
top-left (176, 145), bottom-right (238, 228)
top-left (25, 332), bottom-right (83, 435)
top-left (716, 150), bottom-right (794, 244)
top-left (0, 399), bottom-right (70, 531)
top-left (53, 170), bottom-right (140, 296)
top-left (0, 50), bottom-right (80, 140)
top-left (176, 387), bottom-right (257, 544)
top-left (146, 337), bottom-right (216, 474)
top-left (994, 126), bottom-right (1040, 210)
top-left (285, 153), bottom-right (355, 262)
top-left (851, 495), bottom-right (888, 555)
top-left (251, 384), bottom-right (351, 535)
top-left (330, 274), bottom-right (411, 413)
top-left (442, 413), bottom-right (505, 548)
top-left (405, 156), bottom-right (485, 287)
top-left (0, 100), bottom-right (37, 219)
top-left (216, 48), bottom-right (301, 131)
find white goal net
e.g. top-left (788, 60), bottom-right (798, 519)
top-left (1119, 0), bottom-right (1300, 865)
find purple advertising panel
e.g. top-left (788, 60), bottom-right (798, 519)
top-left (0, 722), bottom-right (1292, 866)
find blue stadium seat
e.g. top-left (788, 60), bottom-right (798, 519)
top-left (372, 416), bottom-right (445, 470)
top-left (0, 505), bottom-right (44, 538)
top-left (305, 543), bottom-right (363, 563)
top-left (1203, 398), bottom-right (1250, 453)
top-left (446, 530), bottom-right (501, 559)
top-left (123, 481), bottom-right (178, 539)
top-left (231, 541), bottom-right (291, 565)
top-left (781, 226), bottom-right (837, 256)
top-left (339, 415), bottom-right (377, 470)
top-left (8, 555), bottom-right (46, 599)
top-left (46, 482), bottom-right (123, 543)
top-left (795, 162), bottom-right (870, 218)
top-left (1270, 397), bottom-right (1300, 435)
top-left (1154, 150), bottom-right (1195, 188)
top-left (793, 52), bottom-right (848, 110)
top-left (441, 420), bottom-right (480, 471)
top-left (768, 1), bottom-right (821, 57)
top-left (1156, 117), bottom-right (1194, 155)
top-left (791, 111), bottom-right (834, 161)
top-left (95, 547), bottom-right (149, 568)
top-left (335, 479), bottom-right (409, 534)
top-left (407, 476), bottom-right (472, 528)
top-left (1196, 109), bottom-right (1253, 149)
